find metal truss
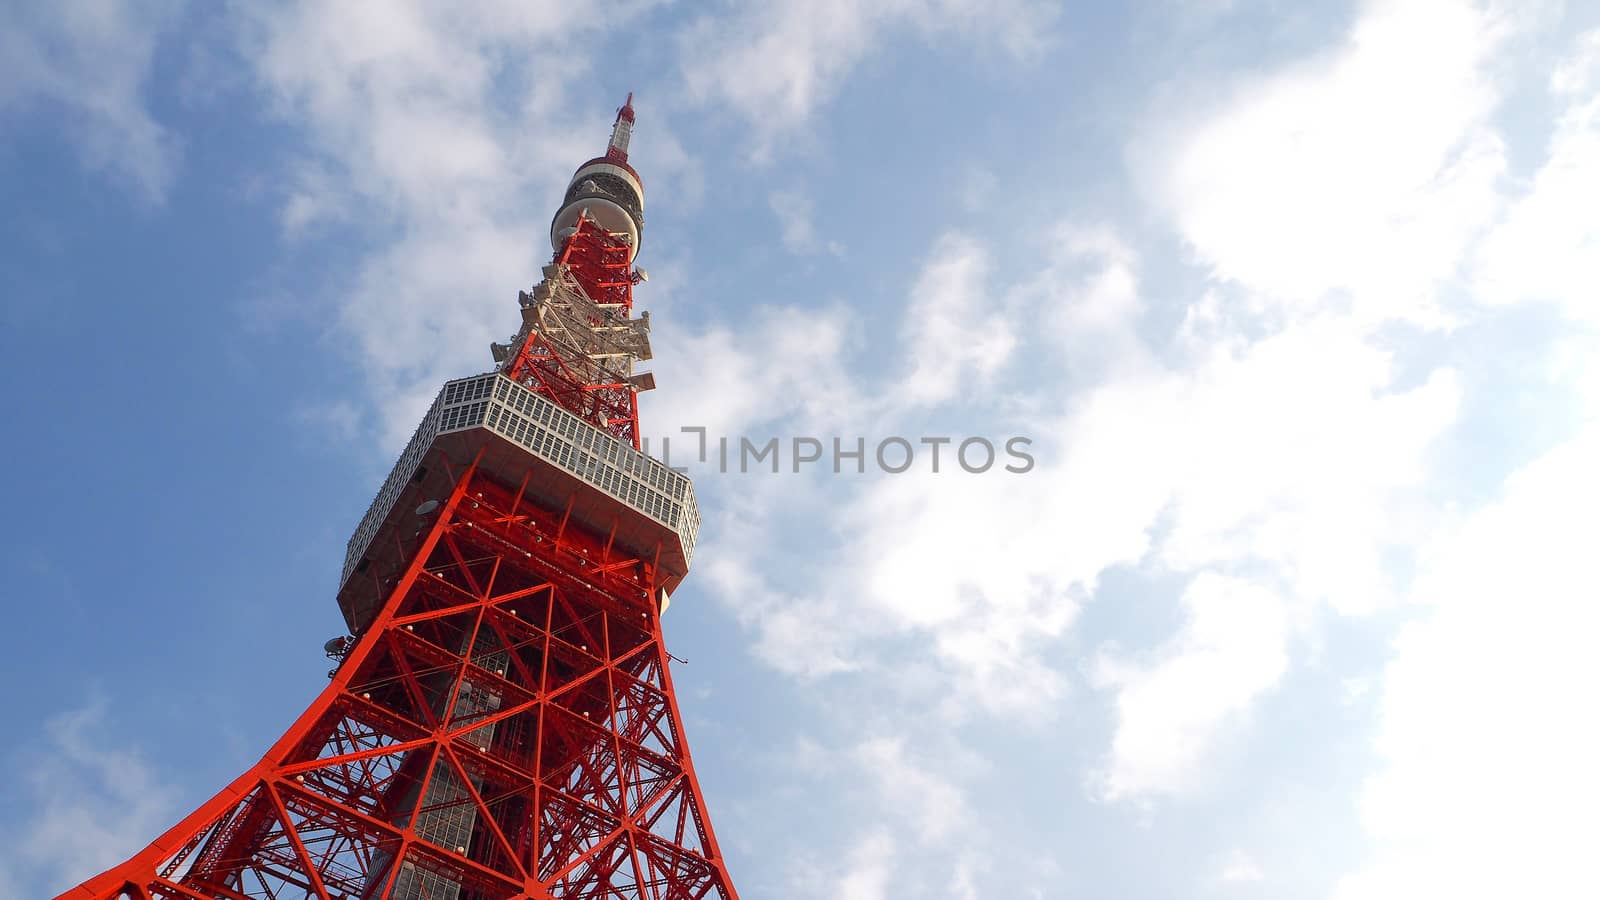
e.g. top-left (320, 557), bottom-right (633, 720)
top-left (501, 218), bottom-right (648, 449)
top-left (58, 454), bottom-right (740, 900)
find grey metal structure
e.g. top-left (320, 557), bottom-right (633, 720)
top-left (491, 263), bottom-right (656, 404)
top-left (337, 372), bottom-right (700, 633)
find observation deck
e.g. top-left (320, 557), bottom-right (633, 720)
top-left (337, 372), bottom-right (699, 633)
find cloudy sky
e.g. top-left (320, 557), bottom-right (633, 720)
top-left (2, 0), bottom-right (1598, 897)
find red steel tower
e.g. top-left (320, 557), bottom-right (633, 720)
top-left (59, 96), bottom-right (741, 900)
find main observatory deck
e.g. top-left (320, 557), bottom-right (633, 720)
top-left (337, 372), bottom-right (700, 633)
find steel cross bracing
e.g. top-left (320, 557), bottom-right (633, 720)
top-left (58, 451), bottom-right (740, 900)
top-left (500, 218), bottom-right (649, 450)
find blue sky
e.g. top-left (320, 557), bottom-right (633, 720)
top-left (2, 0), bottom-right (1599, 897)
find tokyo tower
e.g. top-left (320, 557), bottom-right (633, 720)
top-left (58, 96), bottom-right (742, 900)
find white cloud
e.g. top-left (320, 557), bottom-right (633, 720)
top-left (279, 160), bottom-right (356, 236)
top-left (829, 460), bottom-right (1084, 719)
top-left (1149, 0), bottom-right (1507, 324)
top-left (1548, 331), bottom-right (1600, 423)
top-left (950, 856), bottom-right (985, 900)
top-left (1158, 317), bottom-right (1462, 616)
top-left (677, 0), bottom-right (1056, 158)
top-left (0, 0), bottom-right (183, 201)
top-left (786, 825), bottom-right (899, 900)
top-left (899, 233), bottom-right (1019, 408)
top-left (769, 188), bottom-right (842, 255)
top-left (685, 231), bottom-right (1141, 711)
top-left (1091, 573), bottom-right (1289, 800)
top-left (1335, 33), bottom-right (1600, 893)
top-left (854, 737), bottom-right (968, 844)
top-left (696, 502), bottom-right (866, 679)
top-left (1219, 849), bottom-right (1266, 883)
top-left (1058, 1), bottom-right (1529, 802)
top-left (1474, 26), bottom-right (1600, 325)
top-left (1034, 227), bottom-right (1144, 347)
top-left (773, 733), bottom-right (989, 897)
top-left (1335, 427), bottom-right (1600, 900)
top-left (647, 303), bottom-right (863, 443)
top-left (689, 220), bottom-right (1458, 749)
top-left (834, 830), bottom-right (896, 900)
top-left (0, 700), bottom-right (178, 896)
top-left (770, 189), bottom-right (816, 252)
top-left (1549, 27), bottom-right (1600, 96)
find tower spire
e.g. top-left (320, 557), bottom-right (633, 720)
top-left (607, 91), bottom-right (635, 162)
top-left (521, 93), bottom-right (652, 448)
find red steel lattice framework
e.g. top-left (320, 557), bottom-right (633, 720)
top-left (501, 219), bottom-right (644, 448)
top-left (58, 96), bottom-right (740, 900)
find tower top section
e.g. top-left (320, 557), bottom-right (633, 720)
top-left (551, 92), bottom-right (645, 258)
top-left (607, 92), bottom-right (635, 162)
